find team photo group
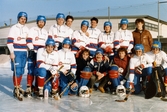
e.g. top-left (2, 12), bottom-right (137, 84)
top-left (7, 11), bottom-right (167, 101)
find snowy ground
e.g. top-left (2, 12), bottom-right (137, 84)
top-left (0, 62), bottom-right (167, 112)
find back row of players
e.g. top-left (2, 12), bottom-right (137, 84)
top-left (7, 11), bottom-right (167, 100)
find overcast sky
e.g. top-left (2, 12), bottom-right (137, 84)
top-left (0, 0), bottom-right (167, 26)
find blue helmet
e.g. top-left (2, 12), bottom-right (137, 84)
top-left (17, 12), bottom-right (28, 21)
top-left (36, 15), bottom-right (46, 24)
top-left (56, 13), bottom-right (65, 20)
top-left (62, 38), bottom-right (72, 45)
top-left (81, 20), bottom-right (89, 27)
top-left (104, 21), bottom-right (112, 27)
top-left (152, 41), bottom-right (161, 49)
top-left (134, 44), bottom-right (144, 52)
top-left (120, 18), bottom-right (128, 24)
top-left (45, 38), bottom-right (55, 46)
top-left (95, 48), bottom-right (104, 55)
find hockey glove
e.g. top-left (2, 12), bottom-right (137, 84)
top-left (118, 67), bottom-right (124, 74)
top-left (135, 64), bottom-right (144, 74)
top-left (28, 49), bottom-right (35, 59)
top-left (49, 66), bottom-right (58, 75)
top-left (104, 46), bottom-right (112, 53)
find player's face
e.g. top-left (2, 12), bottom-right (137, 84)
top-left (136, 22), bottom-right (143, 30)
top-left (95, 53), bottom-right (103, 61)
top-left (135, 50), bottom-right (142, 56)
top-left (119, 51), bottom-right (126, 59)
top-left (37, 21), bottom-right (45, 28)
top-left (66, 18), bottom-right (73, 27)
top-left (57, 18), bottom-right (64, 25)
top-left (152, 48), bottom-right (160, 54)
top-left (91, 20), bottom-right (97, 28)
top-left (63, 44), bottom-right (70, 49)
top-left (82, 51), bottom-right (89, 60)
top-left (81, 25), bottom-right (88, 33)
top-left (104, 26), bottom-right (111, 33)
top-left (121, 24), bottom-right (127, 30)
top-left (46, 45), bottom-right (54, 54)
top-left (18, 17), bottom-right (27, 25)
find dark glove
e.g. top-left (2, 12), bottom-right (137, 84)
top-left (135, 64), bottom-right (144, 74)
top-left (66, 71), bottom-right (75, 82)
top-left (28, 50), bottom-right (35, 59)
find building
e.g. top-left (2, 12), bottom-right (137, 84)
top-left (0, 15), bottom-right (167, 54)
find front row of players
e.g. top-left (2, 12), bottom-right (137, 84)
top-left (13, 37), bottom-right (167, 99)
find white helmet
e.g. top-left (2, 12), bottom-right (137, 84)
top-left (79, 86), bottom-right (90, 98)
top-left (116, 81), bottom-right (126, 98)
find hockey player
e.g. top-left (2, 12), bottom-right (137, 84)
top-left (88, 48), bottom-right (110, 93)
top-left (48, 13), bottom-right (71, 50)
top-left (65, 15), bottom-right (74, 38)
top-left (108, 48), bottom-right (130, 94)
top-left (25, 15), bottom-right (48, 96)
top-left (133, 18), bottom-right (153, 53)
top-left (146, 41), bottom-right (167, 86)
top-left (36, 38), bottom-right (59, 98)
top-left (98, 21), bottom-right (115, 62)
top-left (128, 44), bottom-right (154, 94)
top-left (71, 20), bottom-right (90, 56)
top-left (87, 17), bottom-right (101, 57)
top-left (7, 12), bottom-right (29, 100)
top-left (58, 38), bottom-right (78, 96)
top-left (114, 18), bottom-right (134, 55)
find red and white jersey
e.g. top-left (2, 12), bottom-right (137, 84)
top-left (72, 30), bottom-right (90, 49)
top-left (87, 27), bottom-right (101, 44)
top-left (48, 24), bottom-right (71, 43)
top-left (98, 31), bottom-right (115, 49)
top-left (7, 23), bottom-right (29, 53)
top-left (146, 51), bottom-right (167, 67)
top-left (27, 26), bottom-right (48, 52)
top-left (36, 48), bottom-right (59, 70)
top-left (114, 29), bottom-right (134, 52)
top-left (57, 49), bottom-right (77, 75)
top-left (129, 53), bottom-right (154, 82)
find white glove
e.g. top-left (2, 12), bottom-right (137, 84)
top-left (118, 67), bottom-right (124, 74)
top-left (49, 66), bottom-right (58, 75)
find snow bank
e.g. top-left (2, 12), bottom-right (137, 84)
top-left (0, 54), bottom-right (10, 68)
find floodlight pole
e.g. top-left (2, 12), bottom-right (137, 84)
top-left (158, 0), bottom-right (167, 41)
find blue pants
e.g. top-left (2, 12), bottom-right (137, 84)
top-left (11, 51), bottom-right (27, 77)
top-left (59, 72), bottom-right (78, 96)
top-left (27, 53), bottom-right (37, 76)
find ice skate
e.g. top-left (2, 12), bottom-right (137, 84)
top-left (13, 87), bottom-right (23, 101)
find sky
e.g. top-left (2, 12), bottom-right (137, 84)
top-left (0, 0), bottom-right (167, 26)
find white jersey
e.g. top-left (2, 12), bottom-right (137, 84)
top-left (87, 27), bottom-right (101, 52)
top-left (57, 49), bottom-right (77, 75)
top-left (98, 31), bottom-right (115, 49)
top-left (27, 26), bottom-right (48, 52)
top-left (66, 25), bottom-right (74, 38)
top-left (129, 53), bottom-right (154, 82)
top-left (36, 48), bottom-right (59, 70)
top-left (71, 30), bottom-right (90, 53)
top-left (146, 51), bottom-right (167, 67)
top-left (48, 24), bottom-right (71, 43)
top-left (114, 29), bottom-right (133, 52)
top-left (7, 23), bottom-right (29, 53)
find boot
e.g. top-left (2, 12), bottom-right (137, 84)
top-left (98, 86), bottom-right (105, 93)
top-left (38, 88), bottom-right (44, 99)
top-left (19, 86), bottom-right (25, 95)
top-left (13, 87), bottom-right (23, 101)
top-left (51, 89), bottom-right (58, 98)
top-left (24, 86), bottom-right (32, 97)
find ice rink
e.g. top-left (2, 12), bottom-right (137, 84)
top-left (0, 63), bottom-right (167, 112)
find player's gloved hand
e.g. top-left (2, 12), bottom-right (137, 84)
top-left (105, 46), bottom-right (112, 53)
top-left (135, 64), bottom-right (144, 74)
top-left (28, 49), bottom-right (35, 59)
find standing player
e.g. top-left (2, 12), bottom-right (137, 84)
top-left (7, 12), bottom-right (29, 100)
top-left (25, 15), bottom-right (48, 96)
top-left (48, 13), bottom-right (71, 50)
top-left (87, 17), bottom-right (101, 57)
top-left (71, 20), bottom-right (90, 56)
top-left (114, 18), bottom-right (134, 55)
top-left (133, 18), bottom-right (153, 53)
top-left (36, 38), bottom-right (59, 99)
top-left (98, 21), bottom-right (115, 62)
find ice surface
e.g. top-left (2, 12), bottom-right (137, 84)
top-left (0, 66), bottom-right (167, 112)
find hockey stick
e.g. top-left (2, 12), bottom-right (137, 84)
top-left (44, 65), bottom-right (64, 85)
top-left (115, 88), bottom-right (135, 102)
top-left (54, 81), bottom-right (73, 100)
top-left (13, 59), bottom-right (23, 101)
